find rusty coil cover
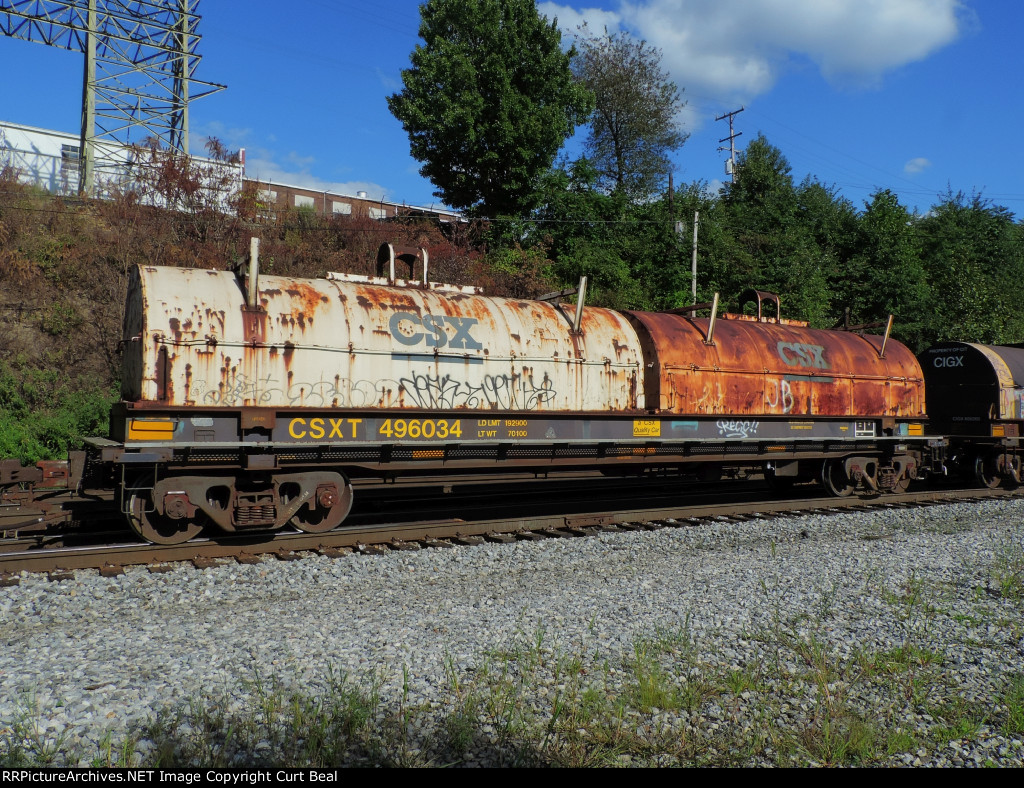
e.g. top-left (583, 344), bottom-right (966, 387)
top-left (624, 311), bottom-right (925, 418)
top-left (122, 265), bottom-right (646, 412)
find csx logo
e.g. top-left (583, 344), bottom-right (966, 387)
top-left (389, 312), bottom-right (483, 350)
top-left (933, 355), bottom-right (964, 367)
top-left (777, 342), bottom-right (829, 369)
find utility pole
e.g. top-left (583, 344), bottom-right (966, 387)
top-left (691, 211), bottom-right (699, 301)
top-left (716, 107), bottom-right (745, 183)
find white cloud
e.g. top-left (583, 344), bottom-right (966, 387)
top-left (285, 151), bottom-right (317, 170)
top-left (375, 67), bottom-right (401, 92)
top-left (543, 0), bottom-right (966, 109)
top-left (243, 150), bottom-right (388, 200)
top-left (538, 3), bottom-right (622, 36)
top-left (194, 122), bottom-right (394, 200)
top-left (904, 157), bottom-right (932, 174)
top-left (706, 178), bottom-right (726, 196)
top-left (188, 122), bottom-right (254, 156)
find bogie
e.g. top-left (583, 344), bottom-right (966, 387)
top-left (121, 469), bottom-right (354, 543)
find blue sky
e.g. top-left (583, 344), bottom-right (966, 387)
top-left (1, 0), bottom-right (1021, 218)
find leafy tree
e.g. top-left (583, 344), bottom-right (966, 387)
top-left (720, 137), bottom-right (800, 313)
top-left (572, 28), bottom-right (687, 199)
top-left (532, 159), bottom-right (640, 306)
top-left (918, 190), bottom-right (1023, 344)
top-left (845, 190), bottom-right (931, 350)
top-left (531, 159), bottom-right (691, 310)
top-left (672, 182), bottom-right (741, 305)
top-left (387, 0), bottom-right (593, 217)
top-left (796, 178), bottom-right (858, 325)
top-left (723, 135), bottom-right (797, 225)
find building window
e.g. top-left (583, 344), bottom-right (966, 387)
top-left (368, 206), bottom-right (387, 220)
top-left (294, 194), bottom-right (315, 208)
top-left (332, 201), bottom-right (352, 215)
top-left (255, 189), bottom-right (278, 222)
top-left (60, 144), bottom-right (80, 193)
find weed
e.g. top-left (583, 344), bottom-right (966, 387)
top-left (626, 642), bottom-right (682, 713)
top-left (795, 711), bottom-right (877, 766)
top-left (1000, 674), bottom-right (1024, 737)
top-left (813, 579), bottom-right (841, 623)
top-left (885, 728), bottom-right (917, 755)
top-left (870, 644), bottom-right (943, 674)
top-left (723, 664), bottom-right (763, 695)
top-left (649, 617), bottom-right (696, 658)
top-left (990, 539), bottom-right (1024, 601)
top-left (0, 691), bottom-right (71, 767)
top-left (90, 730), bottom-right (138, 768)
top-left (677, 671), bottom-right (720, 714)
top-left (143, 667), bottom-right (391, 767)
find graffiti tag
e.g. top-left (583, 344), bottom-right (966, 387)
top-left (717, 420), bottom-right (760, 438)
top-left (765, 379), bottom-right (795, 414)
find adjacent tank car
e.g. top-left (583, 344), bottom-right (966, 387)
top-left (919, 342), bottom-right (1024, 487)
top-left (65, 242), bottom-right (933, 544)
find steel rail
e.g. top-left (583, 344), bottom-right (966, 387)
top-left (0, 485), bottom-right (1019, 579)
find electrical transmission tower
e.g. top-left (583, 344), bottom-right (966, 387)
top-left (0, 0), bottom-right (224, 194)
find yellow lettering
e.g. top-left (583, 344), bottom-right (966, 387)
top-left (328, 418), bottom-right (345, 438)
top-left (348, 418), bottom-right (362, 438)
top-left (632, 420), bottom-right (661, 437)
top-left (310, 418), bottom-right (325, 439)
top-left (289, 418), bottom-right (307, 439)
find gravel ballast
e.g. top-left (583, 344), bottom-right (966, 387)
top-left (1, 497), bottom-right (1023, 767)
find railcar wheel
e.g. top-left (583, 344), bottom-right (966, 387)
top-left (286, 473), bottom-right (354, 533)
top-left (822, 459), bottom-right (854, 497)
top-left (975, 455), bottom-right (1002, 489)
top-left (999, 455), bottom-right (1021, 489)
top-left (126, 473), bottom-right (207, 545)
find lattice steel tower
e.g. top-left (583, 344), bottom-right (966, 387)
top-left (0, 1), bottom-right (224, 194)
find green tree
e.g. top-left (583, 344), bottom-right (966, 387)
top-left (532, 159), bottom-right (640, 307)
top-left (531, 159), bottom-right (692, 310)
top-left (572, 28), bottom-right (687, 199)
top-left (721, 135), bottom-right (831, 325)
top-left (845, 190), bottom-right (931, 350)
top-left (387, 0), bottom-right (593, 217)
top-left (795, 178), bottom-right (858, 326)
top-left (918, 190), bottom-right (1023, 344)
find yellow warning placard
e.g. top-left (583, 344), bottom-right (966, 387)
top-left (632, 419), bottom-right (661, 437)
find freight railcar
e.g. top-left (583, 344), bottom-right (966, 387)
top-left (919, 342), bottom-right (1024, 487)
top-left (71, 243), bottom-right (930, 544)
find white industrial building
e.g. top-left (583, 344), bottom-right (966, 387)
top-left (0, 119), bottom-right (461, 225)
top-left (0, 120), bottom-right (243, 210)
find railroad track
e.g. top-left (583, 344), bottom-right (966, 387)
top-left (1, 480), bottom-right (1020, 581)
